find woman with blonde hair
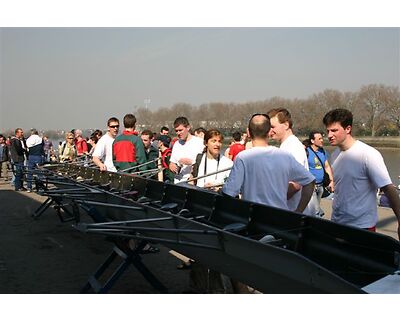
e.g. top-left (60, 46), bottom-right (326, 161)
top-left (59, 132), bottom-right (77, 162)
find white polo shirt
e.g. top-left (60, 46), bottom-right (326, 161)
top-left (170, 135), bottom-right (204, 183)
top-left (92, 133), bottom-right (116, 172)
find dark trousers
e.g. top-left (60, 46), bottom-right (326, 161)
top-left (13, 162), bottom-right (24, 190)
top-left (27, 155), bottom-right (44, 190)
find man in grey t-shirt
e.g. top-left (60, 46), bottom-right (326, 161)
top-left (222, 114), bottom-right (315, 213)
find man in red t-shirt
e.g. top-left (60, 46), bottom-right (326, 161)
top-left (74, 129), bottom-right (88, 156)
top-left (228, 131), bottom-right (245, 161)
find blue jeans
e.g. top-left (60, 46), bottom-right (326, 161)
top-left (27, 155), bottom-right (44, 190)
top-left (308, 184), bottom-right (325, 217)
top-left (13, 162), bottom-right (24, 190)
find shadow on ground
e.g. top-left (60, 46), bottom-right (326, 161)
top-left (0, 183), bottom-right (190, 293)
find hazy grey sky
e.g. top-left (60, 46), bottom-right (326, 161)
top-left (0, 27), bottom-right (399, 131)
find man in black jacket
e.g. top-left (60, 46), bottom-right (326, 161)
top-left (10, 128), bottom-right (26, 191)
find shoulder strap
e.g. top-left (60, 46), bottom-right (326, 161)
top-left (309, 148), bottom-right (326, 174)
top-left (192, 152), bottom-right (205, 180)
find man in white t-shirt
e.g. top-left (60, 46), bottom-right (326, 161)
top-left (222, 114), bottom-right (315, 212)
top-left (169, 117), bottom-right (204, 184)
top-left (92, 117), bottom-right (119, 172)
top-left (323, 108), bottom-right (400, 240)
top-left (268, 108), bottom-right (310, 212)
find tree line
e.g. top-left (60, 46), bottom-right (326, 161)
top-left (2, 84), bottom-right (399, 139)
top-left (135, 84), bottom-right (400, 137)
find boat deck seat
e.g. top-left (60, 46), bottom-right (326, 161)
top-left (205, 196), bottom-right (250, 234)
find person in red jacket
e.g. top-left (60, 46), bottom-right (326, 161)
top-left (112, 114), bottom-right (147, 173)
top-left (228, 131), bottom-right (245, 161)
top-left (74, 129), bottom-right (88, 156)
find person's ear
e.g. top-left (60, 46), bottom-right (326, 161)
top-left (246, 127), bottom-right (251, 139)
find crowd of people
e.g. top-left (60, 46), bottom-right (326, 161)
top-left (1, 108), bottom-right (399, 240)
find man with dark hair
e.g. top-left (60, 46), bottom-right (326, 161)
top-left (92, 117), bottom-right (119, 172)
top-left (222, 114), bottom-right (315, 212)
top-left (10, 128), bottom-right (26, 191)
top-left (268, 108), bottom-right (310, 213)
top-left (323, 108), bottom-right (400, 239)
top-left (160, 126), bottom-right (169, 136)
top-left (194, 127), bottom-right (206, 140)
top-left (228, 131), bottom-right (245, 161)
top-left (170, 116), bottom-right (204, 183)
top-left (141, 129), bottom-right (159, 172)
top-left (306, 130), bottom-right (334, 217)
top-left (112, 114), bottom-right (147, 173)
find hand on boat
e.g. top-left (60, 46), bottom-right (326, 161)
top-left (169, 162), bottom-right (179, 174)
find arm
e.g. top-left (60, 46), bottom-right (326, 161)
top-left (221, 158), bottom-right (244, 198)
top-left (179, 157), bottom-right (194, 165)
top-left (287, 182), bottom-right (302, 200)
top-left (92, 155), bottom-right (107, 171)
top-left (169, 162), bottom-right (179, 174)
top-left (381, 184), bottom-right (400, 240)
top-left (295, 180), bottom-right (315, 213)
top-left (324, 160), bottom-right (334, 192)
top-left (135, 138), bottom-right (148, 172)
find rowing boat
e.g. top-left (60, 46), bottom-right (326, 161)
top-left (35, 163), bottom-right (400, 293)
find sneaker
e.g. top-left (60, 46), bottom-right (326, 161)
top-left (27, 189), bottom-right (32, 193)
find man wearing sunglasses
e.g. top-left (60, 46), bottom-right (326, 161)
top-left (222, 114), bottom-right (314, 213)
top-left (92, 117), bottom-right (119, 172)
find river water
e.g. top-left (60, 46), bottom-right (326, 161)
top-left (380, 148), bottom-right (399, 186)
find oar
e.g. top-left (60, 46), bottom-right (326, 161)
top-left (176, 166), bottom-right (232, 185)
top-left (119, 157), bottom-right (161, 173)
top-left (135, 167), bottom-right (162, 176)
top-left (139, 168), bottom-right (164, 178)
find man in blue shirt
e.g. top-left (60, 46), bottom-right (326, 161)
top-left (306, 131), bottom-right (334, 217)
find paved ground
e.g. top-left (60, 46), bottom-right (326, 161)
top-left (0, 178), bottom-right (398, 294)
top-left (320, 197), bottom-right (399, 240)
top-left (0, 179), bottom-right (191, 294)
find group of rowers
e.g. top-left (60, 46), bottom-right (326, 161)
top-left (84, 107), bottom-right (399, 241)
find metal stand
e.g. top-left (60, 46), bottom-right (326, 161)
top-left (81, 241), bottom-right (168, 293)
top-left (32, 196), bottom-right (79, 223)
top-left (32, 197), bottom-right (54, 219)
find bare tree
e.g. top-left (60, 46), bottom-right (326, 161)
top-left (383, 86), bottom-right (400, 135)
top-left (356, 84), bottom-right (394, 136)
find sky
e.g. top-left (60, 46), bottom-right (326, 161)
top-left (0, 4), bottom-right (399, 132)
